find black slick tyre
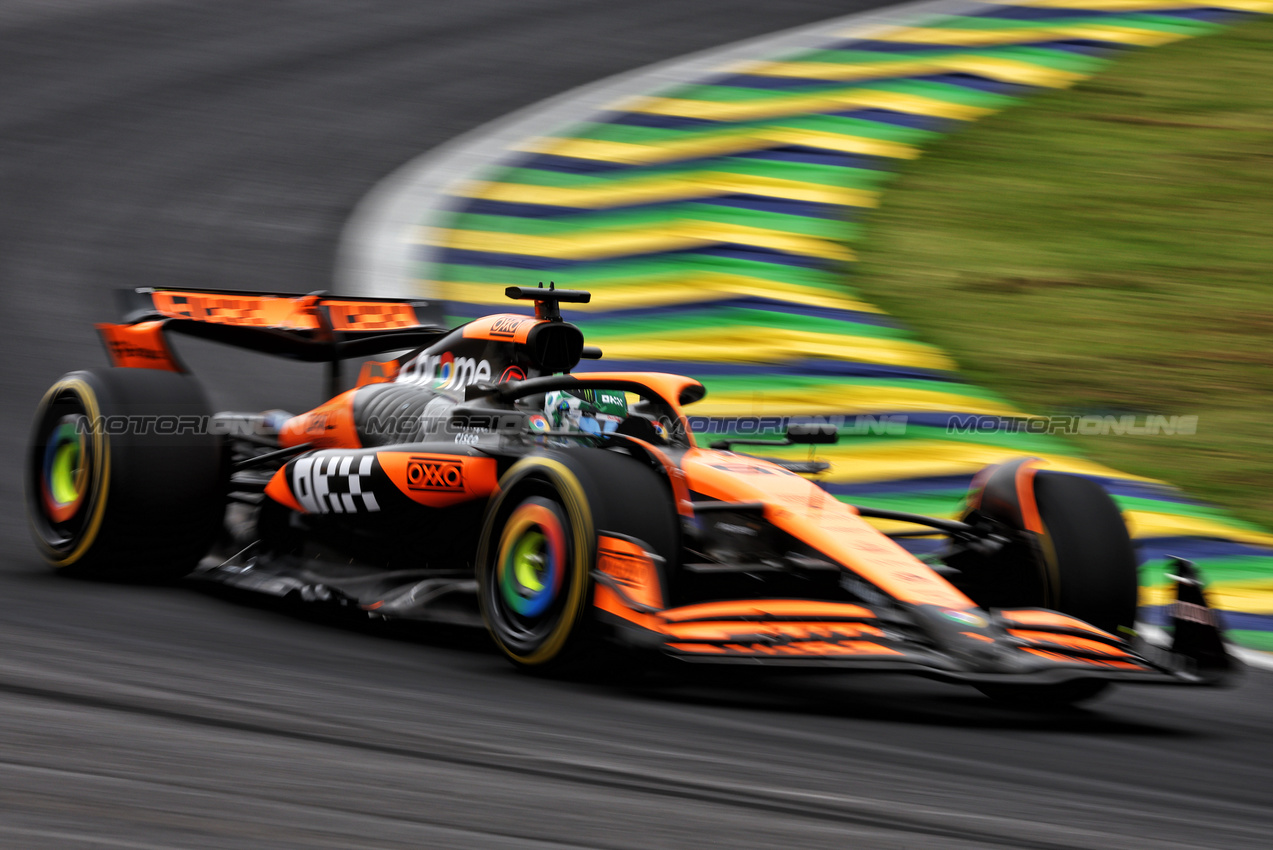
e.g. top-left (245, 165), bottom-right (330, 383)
top-left (1030, 471), bottom-right (1139, 636)
top-left (477, 457), bottom-right (597, 671)
top-left (26, 368), bottom-right (227, 581)
top-left (968, 471), bottom-right (1138, 706)
top-left (476, 448), bottom-right (678, 673)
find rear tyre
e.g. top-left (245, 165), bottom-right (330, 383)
top-left (26, 368), bottom-right (227, 581)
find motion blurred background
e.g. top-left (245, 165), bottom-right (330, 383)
top-left (1, 2), bottom-right (1271, 848)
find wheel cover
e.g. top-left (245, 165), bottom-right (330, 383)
top-left (497, 501), bottom-right (567, 620)
top-left (41, 416), bottom-right (89, 523)
top-left (28, 378), bottom-right (110, 565)
top-left (478, 458), bottom-right (595, 666)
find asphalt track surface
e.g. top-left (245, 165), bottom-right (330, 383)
top-left (1, 2), bottom-right (1270, 847)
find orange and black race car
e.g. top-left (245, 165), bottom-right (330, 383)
top-left (27, 284), bottom-right (1238, 705)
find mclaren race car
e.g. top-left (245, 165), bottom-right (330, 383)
top-left (27, 284), bottom-right (1237, 705)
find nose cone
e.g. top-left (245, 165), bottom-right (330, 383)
top-left (911, 604), bottom-right (1015, 671)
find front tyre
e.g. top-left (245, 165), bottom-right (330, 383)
top-left (960, 468), bottom-right (1137, 707)
top-left (477, 459), bottom-right (595, 670)
top-left (1031, 471), bottom-right (1139, 637)
top-left (26, 368), bottom-right (226, 580)
top-left (956, 467), bottom-right (1139, 635)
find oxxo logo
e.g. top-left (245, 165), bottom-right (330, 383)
top-left (397, 351), bottom-right (492, 389)
top-left (406, 457), bottom-right (464, 492)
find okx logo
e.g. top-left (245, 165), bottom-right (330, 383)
top-left (406, 457), bottom-right (464, 492)
top-left (292, 454), bottom-right (381, 514)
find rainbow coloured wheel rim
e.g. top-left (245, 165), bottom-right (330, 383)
top-left (489, 496), bottom-right (573, 653)
top-left (40, 416), bottom-right (90, 524)
top-left (28, 381), bottom-right (106, 560)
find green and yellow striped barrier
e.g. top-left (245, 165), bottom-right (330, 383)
top-left (419, 0), bottom-right (1273, 650)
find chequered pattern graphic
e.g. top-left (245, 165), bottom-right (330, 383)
top-left (327, 301), bottom-right (419, 331)
top-left (154, 293), bottom-right (280, 326)
top-left (418, 0), bottom-right (1273, 649)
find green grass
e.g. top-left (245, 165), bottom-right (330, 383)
top-left (851, 17), bottom-right (1273, 530)
top-left (1230, 630), bottom-right (1273, 652)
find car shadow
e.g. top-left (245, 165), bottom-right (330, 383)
top-left (183, 576), bottom-right (1198, 736)
top-left (605, 661), bottom-right (1195, 736)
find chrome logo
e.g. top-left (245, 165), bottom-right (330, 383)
top-left (435, 351), bottom-right (454, 386)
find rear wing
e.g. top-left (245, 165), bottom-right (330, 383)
top-left (97, 287), bottom-right (449, 392)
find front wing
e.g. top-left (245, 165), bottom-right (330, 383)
top-left (593, 570), bottom-right (1238, 688)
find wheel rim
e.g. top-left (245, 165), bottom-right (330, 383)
top-left (41, 416), bottom-right (89, 524)
top-left (28, 380), bottom-right (108, 562)
top-left (497, 501), bottom-right (566, 621)
top-left (486, 494), bottom-right (584, 659)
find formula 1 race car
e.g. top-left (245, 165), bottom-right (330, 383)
top-left (27, 284), bottom-right (1238, 705)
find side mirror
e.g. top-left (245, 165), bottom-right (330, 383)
top-left (785, 422), bottom-right (838, 445)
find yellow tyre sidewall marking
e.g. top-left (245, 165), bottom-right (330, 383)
top-left (478, 457), bottom-right (594, 666)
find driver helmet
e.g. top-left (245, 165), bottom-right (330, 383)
top-left (544, 389), bottom-right (628, 435)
